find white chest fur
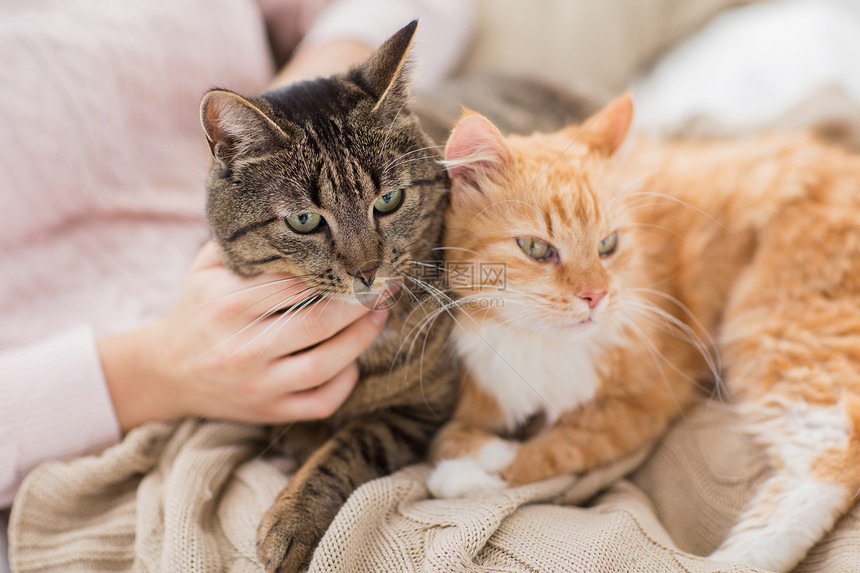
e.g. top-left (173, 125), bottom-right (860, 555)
top-left (454, 321), bottom-right (602, 430)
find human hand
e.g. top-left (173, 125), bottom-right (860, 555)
top-left (268, 39), bottom-right (372, 89)
top-left (100, 242), bottom-right (388, 432)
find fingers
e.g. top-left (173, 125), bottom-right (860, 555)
top-left (205, 272), bottom-right (315, 321)
top-left (178, 241), bottom-right (390, 426)
top-left (192, 243), bottom-right (380, 358)
top-left (192, 241), bottom-right (308, 306)
top-left (268, 361), bottom-right (360, 422)
top-left (191, 240), bottom-right (225, 269)
top-left (192, 244), bottom-right (366, 335)
top-left (266, 298), bottom-right (384, 356)
top-left (259, 309), bottom-right (388, 394)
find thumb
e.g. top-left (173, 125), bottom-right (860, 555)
top-left (192, 241), bottom-right (228, 270)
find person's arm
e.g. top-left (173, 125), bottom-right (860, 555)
top-left (271, 39), bottom-right (372, 87)
top-left (266, 0), bottom-right (475, 89)
top-left (0, 327), bottom-right (121, 507)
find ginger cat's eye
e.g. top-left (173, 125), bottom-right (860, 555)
top-left (516, 237), bottom-right (554, 261)
top-left (286, 212), bottom-right (323, 233)
top-left (374, 188), bottom-right (403, 214)
top-left (598, 231), bottom-right (619, 257)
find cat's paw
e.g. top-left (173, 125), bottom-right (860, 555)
top-left (475, 438), bottom-right (518, 473)
top-left (499, 442), bottom-right (564, 486)
top-left (256, 496), bottom-right (323, 573)
top-left (428, 439), bottom-right (518, 498)
top-left (427, 458), bottom-right (507, 498)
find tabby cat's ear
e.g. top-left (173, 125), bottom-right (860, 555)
top-left (579, 93), bottom-right (634, 156)
top-left (200, 89), bottom-right (290, 167)
top-left (352, 20), bottom-right (417, 117)
top-left (444, 110), bottom-right (510, 188)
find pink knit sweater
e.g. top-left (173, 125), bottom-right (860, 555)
top-left (0, 0), bottom-right (473, 508)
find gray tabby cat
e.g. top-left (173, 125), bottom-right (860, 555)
top-left (200, 22), bottom-right (458, 572)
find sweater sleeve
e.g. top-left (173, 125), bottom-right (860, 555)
top-left (0, 327), bottom-right (121, 508)
top-left (299, 0), bottom-right (476, 91)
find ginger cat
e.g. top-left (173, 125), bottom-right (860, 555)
top-left (427, 95), bottom-right (860, 572)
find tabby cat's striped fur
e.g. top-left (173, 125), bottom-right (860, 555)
top-left (200, 22), bottom-right (458, 572)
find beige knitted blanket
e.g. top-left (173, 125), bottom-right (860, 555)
top-left (8, 404), bottom-right (860, 572)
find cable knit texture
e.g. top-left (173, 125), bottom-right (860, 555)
top-left (9, 407), bottom-right (860, 571)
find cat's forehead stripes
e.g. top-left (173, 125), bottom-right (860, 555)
top-left (516, 163), bottom-right (603, 242)
top-left (543, 211), bottom-right (554, 237)
top-left (300, 140), bottom-right (376, 208)
top-left (572, 174), bottom-right (602, 226)
top-left (506, 134), bottom-right (604, 222)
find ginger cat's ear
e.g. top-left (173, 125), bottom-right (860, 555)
top-left (579, 93), bottom-right (634, 156)
top-left (444, 110), bottom-right (510, 188)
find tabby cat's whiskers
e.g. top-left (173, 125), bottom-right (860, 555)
top-left (224, 293), bottom-right (320, 359)
top-left (197, 284), bottom-right (317, 360)
top-left (251, 295), bottom-right (322, 358)
top-left (377, 100), bottom-right (409, 160)
top-left (383, 144), bottom-right (443, 172)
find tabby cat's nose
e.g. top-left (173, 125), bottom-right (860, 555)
top-left (354, 265), bottom-right (380, 287)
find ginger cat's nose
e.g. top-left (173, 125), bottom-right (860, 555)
top-left (579, 289), bottom-right (607, 309)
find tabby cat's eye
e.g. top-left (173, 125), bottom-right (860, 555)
top-left (516, 237), bottom-right (554, 261)
top-left (374, 188), bottom-right (403, 214)
top-left (598, 231), bottom-right (619, 257)
top-left (286, 212), bottom-right (323, 233)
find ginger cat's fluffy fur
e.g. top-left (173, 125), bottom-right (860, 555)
top-left (427, 95), bottom-right (860, 572)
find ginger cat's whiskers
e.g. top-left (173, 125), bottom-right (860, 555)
top-left (614, 311), bottom-right (689, 416)
top-left (510, 105), bottom-right (618, 200)
top-left (604, 169), bottom-right (664, 208)
top-left (626, 190), bottom-right (735, 234)
top-left (619, 299), bottom-right (717, 395)
top-left (626, 292), bottom-right (723, 374)
top-left (617, 221), bottom-right (684, 240)
top-left (428, 245), bottom-right (480, 257)
top-left (626, 288), bottom-right (723, 370)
